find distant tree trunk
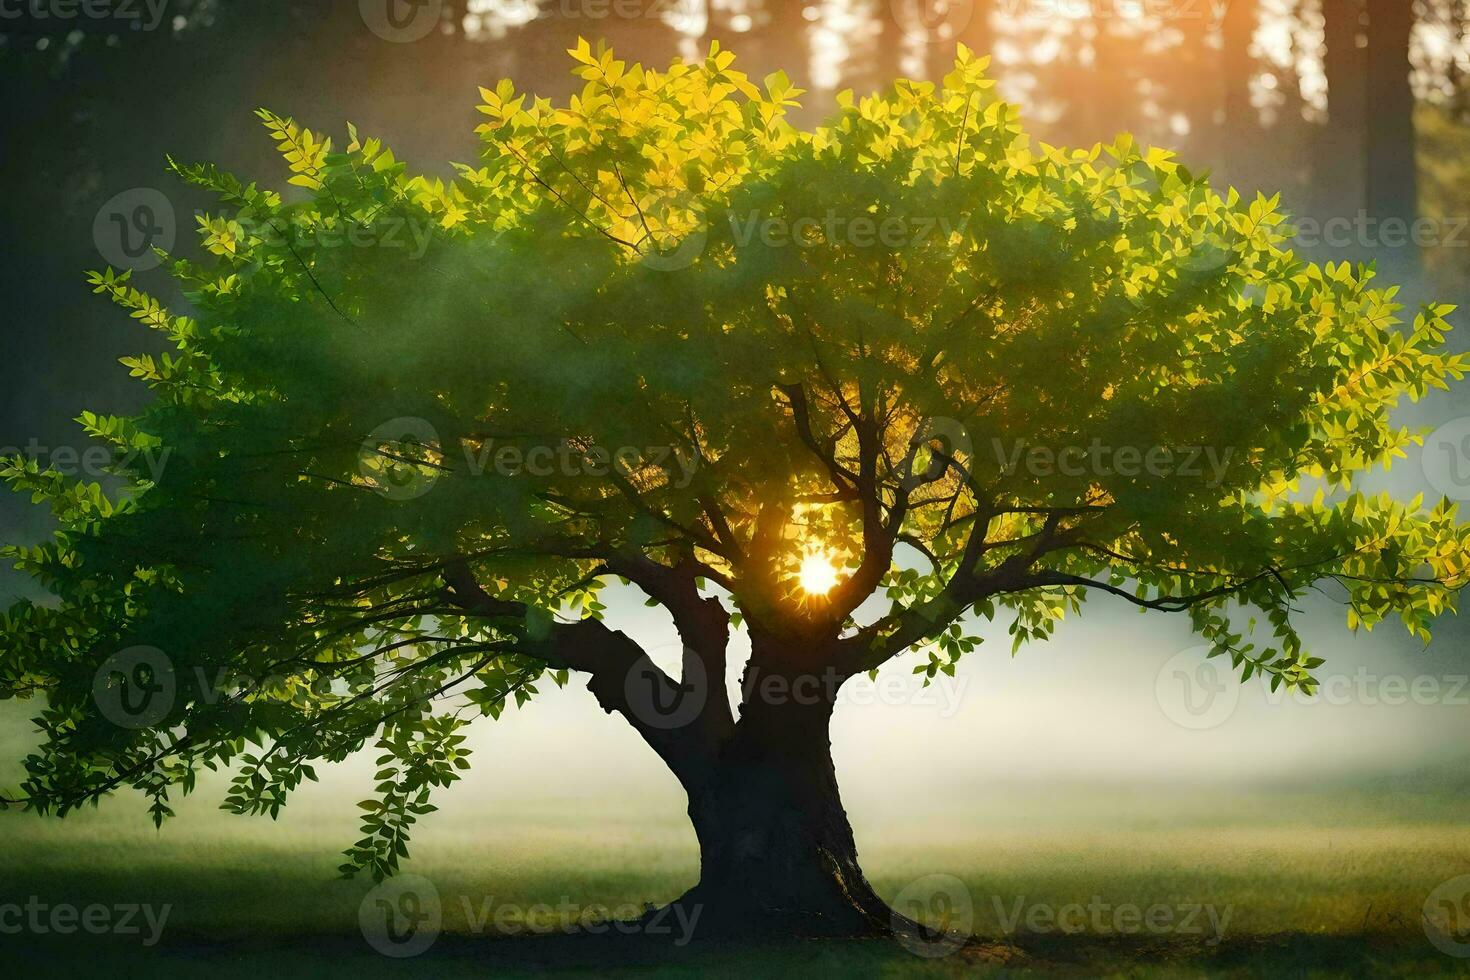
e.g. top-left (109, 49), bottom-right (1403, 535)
top-left (1364, 0), bottom-right (1420, 223)
top-left (761, 0), bottom-right (812, 99)
top-left (1086, 8), bottom-right (1127, 141)
top-left (1318, 0), bottom-right (1368, 215)
top-left (960, 0), bottom-right (993, 57)
top-left (699, 0), bottom-right (716, 47)
top-left (1222, 0), bottom-right (1257, 138)
top-left (879, 0), bottom-right (905, 88)
top-left (914, 0), bottom-right (989, 82)
top-left (1451, 0), bottom-right (1470, 119)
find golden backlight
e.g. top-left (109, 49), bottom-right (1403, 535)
top-left (797, 550), bottom-right (842, 596)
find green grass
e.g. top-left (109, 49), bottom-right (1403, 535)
top-left (2, 783), bottom-right (1468, 976)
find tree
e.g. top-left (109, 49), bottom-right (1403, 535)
top-left (1221, 0), bottom-right (1259, 173)
top-left (1318, 0), bottom-right (1368, 215)
top-left (1364, 0), bottom-right (1421, 223)
top-left (3, 40), bottom-right (1469, 940)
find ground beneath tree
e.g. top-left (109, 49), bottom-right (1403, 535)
top-left (8, 930), bottom-right (1462, 978)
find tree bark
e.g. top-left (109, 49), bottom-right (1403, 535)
top-left (662, 658), bottom-right (899, 937)
top-left (1221, 0), bottom-right (1259, 160)
top-left (1364, 0), bottom-right (1420, 223)
top-left (1318, 0), bottom-right (1368, 215)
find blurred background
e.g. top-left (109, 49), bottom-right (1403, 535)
top-left (2, 1), bottom-right (1470, 958)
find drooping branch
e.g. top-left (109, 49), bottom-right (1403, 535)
top-left (603, 551), bottom-right (737, 740)
top-left (440, 560), bottom-right (722, 787)
top-left (1027, 568), bottom-right (1286, 613)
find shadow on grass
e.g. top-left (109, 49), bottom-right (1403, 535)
top-left (6, 928), bottom-right (1464, 978)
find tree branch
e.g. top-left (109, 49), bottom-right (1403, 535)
top-left (440, 559), bottom-right (722, 787)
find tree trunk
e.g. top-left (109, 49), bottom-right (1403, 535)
top-left (1364, 0), bottom-right (1420, 224)
top-left (663, 666), bottom-right (897, 937)
top-left (1221, 0), bottom-right (1259, 184)
top-left (1317, 0), bottom-right (1368, 216)
top-left (958, 0), bottom-right (994, 61)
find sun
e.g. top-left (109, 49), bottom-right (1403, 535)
top-left (797, 549), bottom-right (842, 596)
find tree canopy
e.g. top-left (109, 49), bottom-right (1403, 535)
top-left (3, 41), bottom-right (1468, 882)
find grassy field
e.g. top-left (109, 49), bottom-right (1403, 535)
top-left (2, 780), bottom-right (1468, 977)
